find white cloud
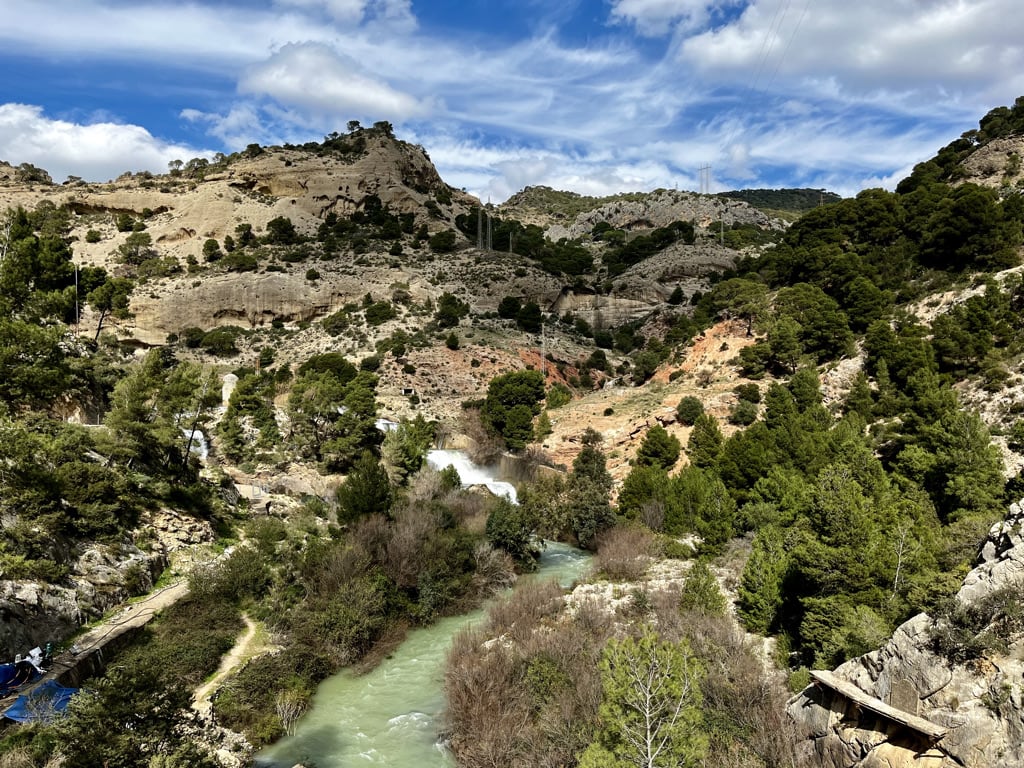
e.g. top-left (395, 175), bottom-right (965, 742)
top-left (274, 0), bottom-right (415, 30)
top-left (181, 104), bottom-right (273, 149)
top-left (0, 103), bottom-right (208, 182)
top-left (2, 0), bottom-right (1022, 201)
top-left (609, 0), bottom-right (744, 35)
top-left (274, 0), bottom-right (369, 23)
top-left (239, 42), bottom-right (432, 121)
top-left (678, 0), bottom-right (1024, 116)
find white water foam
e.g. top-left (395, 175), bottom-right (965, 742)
top-left (425, 449), bottom-right (517, 504)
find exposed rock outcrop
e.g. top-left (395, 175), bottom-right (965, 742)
top-left (0, 542), bottom-right (165, 658)
top-left (543, 188), bottom-right (784, 241)
top-left (788, 502), bottom-right (1024, 768)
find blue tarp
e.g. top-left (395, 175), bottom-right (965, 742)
top-left (0, 662), bottom-right (39, 695)
top-left (3, 679), bottom-right (78, 723)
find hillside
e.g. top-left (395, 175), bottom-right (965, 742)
top-left (2, 101), bottom-right (1024, 768)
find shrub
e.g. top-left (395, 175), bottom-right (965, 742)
top-left (203, 238), bottom-right (221, 261)
top-left (676, 396), bottom-right (704, 425)
top-left (322, 309), bottom-right (350, 336)
top-left (734, 382), bottom-right (761, 403)
top-left (364, 301), bottom-right (397, 326)
top-left (594, 526), bottom-right (657, 581)
top-left (546, 383), bottom-right (572, 409)
top-left (929, 584), bottom-right (1024, 663)
top-left (201, 326), bottom-right (243, 356)
top-left (85, 229), bottom-right (102, 243)
top-left (221, 251), bottom-right (258, 272)
top-left (429, 229), bottom-right (457, 253)
top-left (497, 295), bottom-right (521, 320)
top-left (728, 399), bottom-right (759, 426)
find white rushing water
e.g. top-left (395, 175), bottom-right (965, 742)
top-left (425, 449), bottom-right (518, 504)
top-left (180, 427), bottom-right (209, 461)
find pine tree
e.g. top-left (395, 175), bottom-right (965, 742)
top-left (686, 414), bottom-right (723, 469)
top-left (578, 627), bottom-right (707, 768)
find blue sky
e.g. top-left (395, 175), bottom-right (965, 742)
top-left (1, 0), bottom-right (1022, 201)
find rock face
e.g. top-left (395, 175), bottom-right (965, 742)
top-left (0, 505), bottom-right (216, 659)
top-left (788, 502), bottom-right (1024, 768)
top-left (543, 188), bottom-right (783, 242)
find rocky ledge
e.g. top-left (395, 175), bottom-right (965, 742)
top-left (788, 502), bottom-right (1024, 768)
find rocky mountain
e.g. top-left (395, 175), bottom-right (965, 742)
top-left (4, 100), bottom-right (1024, 768)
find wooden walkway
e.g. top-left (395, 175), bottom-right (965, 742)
top-left (810, 670), bottom-right (947, 741)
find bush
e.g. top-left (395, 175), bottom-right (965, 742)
top-left (728, 399), bottom-right (759, 426)
top-left (676, 396), bottom-right (704, 425)
top-left (201, 326), bottom-right (243, 356)
top-left (85, 229), bottom-right (101, 243)
top-left (546, 383), bottom-right (572, 409)
top-left (322, 309), bottom-right (350, 336)
top-left (594, 526), bottom-right (657, 581)
top-left (734, 382), bottom-right (761, 403)
top-left (221, 251), bottom-right (258, 272)
top-left (429, 229), bottom-right (457, 253)
top-left (497, 296), bottom-right (521, 320)
top-left (436, 292), bottom-right (470, 328)
top-left (930, 584), bottom-right (1024, 663)
top-left (364, 301), bottom-right (397, 326)
top-left (203, 238), bottom-right (221, 261)
top-left (181, 326), bottom-right (205, 348)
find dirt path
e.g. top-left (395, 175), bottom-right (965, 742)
top-left (192, 613), bottom-right (261, 714)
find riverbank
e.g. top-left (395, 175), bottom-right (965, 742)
top-left (255, 542), bottom-right (592, 768)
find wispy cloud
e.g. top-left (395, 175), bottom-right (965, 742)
top-left (0, 0), bottom-right (1021, 199)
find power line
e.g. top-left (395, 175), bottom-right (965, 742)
top-left (764, 0), bottom-right (811, 93)
top-left (750, 0), bottom-right (791, 93)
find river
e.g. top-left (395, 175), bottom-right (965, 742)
top-left (256, 453), bottom-right (590, 768)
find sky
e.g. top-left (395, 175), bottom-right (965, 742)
top-left (1, 0), bottom-right (1023, 201)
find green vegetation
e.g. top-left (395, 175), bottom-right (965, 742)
top-left (7, 99), bottom-right (1024, 767)
top-left (447, 556), bottom-right (799, 768)
top-left (480, 369), bottom-right (547, 451)
top-left (718, 188), bottom-right (842, 216)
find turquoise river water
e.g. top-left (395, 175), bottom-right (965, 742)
top-left (255, 541), bottom-right (591, 768)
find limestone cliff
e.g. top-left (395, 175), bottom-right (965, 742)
top-left (788, 502), bottom-right (1024, 768)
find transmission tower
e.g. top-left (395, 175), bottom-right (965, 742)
top-left (698, 164), bottom-right (711, 194)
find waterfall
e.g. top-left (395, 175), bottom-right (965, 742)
top-left (425, 449), bottom-right (518, 504)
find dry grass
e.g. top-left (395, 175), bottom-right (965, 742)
top-left (445, 579), bottom-right (611, 768)
top-left (0, 749), bottom-right (64, 768)
top-left (593, 524), bottom-right (658, 581)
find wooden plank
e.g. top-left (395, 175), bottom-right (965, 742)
top-left (810, 670), bottom-right (947, 741)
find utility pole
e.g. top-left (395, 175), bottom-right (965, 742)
top-left (477, 205), bottom-right (483, 249)
top-left (540, 318), bottom-right (546, 378)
